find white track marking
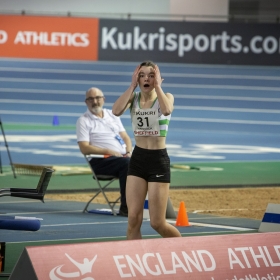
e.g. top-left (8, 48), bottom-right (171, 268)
top-left (166, 219), bottom-right (255, 231)
top-left (1, 88), bottom-right (280, 102)
top-left (1, 67), bottom-right (280, 81)
top-left (1, 77), bottom-right (280, 92)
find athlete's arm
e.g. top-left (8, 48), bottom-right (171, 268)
top-left (154, 65), bottom-right (174, 116)
top-left (112, 66), bottom-right (140, 116)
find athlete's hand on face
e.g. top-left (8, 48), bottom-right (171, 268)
top-left (131, 65), bottom-right (140, 89)
top-left (154, 65), bottom-right (164, 88)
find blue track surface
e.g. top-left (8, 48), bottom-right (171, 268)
top-left (0, 58), bottom-right (280, 165)
top-left (0, 197), bottom-right (260, 243)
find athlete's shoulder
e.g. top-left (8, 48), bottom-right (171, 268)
top-left (165, 92), bottom-right (174, 102)
top-left (165, 92), bottom-right (173, 97)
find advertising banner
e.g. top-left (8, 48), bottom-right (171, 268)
top-left (10, 232), bottom-right (280, 279)
top-left (1, 16), bottom-right (280, 65)
top-left (0, 15), bottom-right (99, 60)
top-left (99, 19), bottom-right (280, 66)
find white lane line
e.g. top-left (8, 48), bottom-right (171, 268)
top-left (8, 235), bottom-right (128, 244)
top-left (2, 99), bottom-right (280, 114)
top-left (191, 222), bottom-right (255, 231)
top-left (1, 110), bottom-right (279, 125)
top-left (0, 99), bottom-right (84, 106)
top-left (1, 77), bottom-right (280, 92)
top-left (0, 110), bottom-right (81, 117)
top-left (39, 219), bottom-right (255, 232)
top-left (181, 230), bottom-right (256, 235)
top-left (4, 147), bottom-right (83, 157)
top-left (1, 88), bottom-right (280, 102)
top-left (0, 77), bottom-right (129, 86)
top-left (174, 106), bottom-right (280, 114)
top-left (1, 57), bottom-right (279, 70)
top-left (183, 217), bottom-right (235, 221)
top-left (174, 94), bottom-right (280, 102)
top-left (163, 73), bottom-right (280, 80)
top-left (0, 67), bottom-right (132, 75)
top-left (0, 88), bottom-right (84, 95)
top-left (166, 219), bottom-right (255, 231)
top-left (1, 67), bottom-right (280, 81)
top-left (6, 231), bottom-right (255, 245)
top-left (167, 83), bottom-right (280, 92)
top-left (193, 208), bottom-right (264, 213)
top-left (7, 231), bottom-right (256, 245)
top-left (171, 117), bottom-right (280, 125)
top-left (42, 221), bottom-right (128, 227)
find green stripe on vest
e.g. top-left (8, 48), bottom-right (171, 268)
top-left (159, 119), bottom-right (170, 125)
top-left (160, 130), bottom-right (167, 136)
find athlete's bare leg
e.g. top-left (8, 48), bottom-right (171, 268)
top-left (148, 182), bottom-right (181, 238)
top-left (126, 175), bottom-right (147, 240)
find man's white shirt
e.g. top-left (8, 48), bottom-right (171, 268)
top-left (76, 108), bottom-right (127, 154)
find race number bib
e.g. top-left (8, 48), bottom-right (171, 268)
top-left (131, 108), bottom-right (160, 136)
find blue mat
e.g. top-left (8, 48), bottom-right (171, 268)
top-left (0, 216), bottom-right (41, 231)
top-left (88, 209), bottom-right (119, 215)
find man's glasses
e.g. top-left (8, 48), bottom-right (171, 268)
top-left (85, 96), bottom-right (104, 102)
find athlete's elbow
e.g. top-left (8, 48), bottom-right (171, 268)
top-left (162, 108), bottom-right (173, 116)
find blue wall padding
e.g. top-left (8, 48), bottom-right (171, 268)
top-left (262, 213), bottom-right (280, 223)
top-left (144, 200), bottom-right (148, 209)
top-left (0, 219), bottom-right (41, 231)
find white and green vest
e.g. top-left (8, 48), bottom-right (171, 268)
top-left (130, 92), bottom-right (170, 137)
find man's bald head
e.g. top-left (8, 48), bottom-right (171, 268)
top-left (86, 87), bottom-right (104, 99)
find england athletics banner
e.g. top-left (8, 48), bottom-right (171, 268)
top-left (10, 233), bottom-right (280, 279)
top-left (0, 15), bottom-right (99, 60)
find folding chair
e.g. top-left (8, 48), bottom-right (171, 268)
top-left (83, 155), bottom-right (121, 216)
top-left (0, 167), bottom-right (54, 202)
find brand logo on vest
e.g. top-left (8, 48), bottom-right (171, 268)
top-left (134, 111), bottom-right (156, 116)
top-left (49, 253), bottom-right (97, 280)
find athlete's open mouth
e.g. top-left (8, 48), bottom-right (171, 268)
top-left (144, 84), bottom-right (149, 87)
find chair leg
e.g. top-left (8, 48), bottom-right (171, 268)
top-left (101, 190), bottom-right (118, 216)
top-left (83, 179), bottom-right (120, 215)
top-left (83, 190), bottom-right (101, 213)
top-left (107, 195), bottom-right (121, 216)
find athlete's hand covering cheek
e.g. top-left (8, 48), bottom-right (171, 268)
top-left (154, 65), bottom-right (164, 88)
top-left (131, 65), bottom-right (141, 89)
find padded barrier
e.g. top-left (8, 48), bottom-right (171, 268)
top-left (88, 209), bottom-right (118, 215)
top-left (0, 217), bottom-right (41, 231)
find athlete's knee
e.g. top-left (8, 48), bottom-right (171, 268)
top-left (128, 213), bottom-right (142, 229)
top-left (150, 219), bottom-right (164, 232)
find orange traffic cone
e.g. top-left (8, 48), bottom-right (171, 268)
top-left (176, 201), bottom-right (191, 227)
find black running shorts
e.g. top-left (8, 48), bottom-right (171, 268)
top-left (127, 145), bottom-right (170, 183)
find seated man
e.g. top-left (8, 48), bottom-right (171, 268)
top-left (76, 87), bottom-right (132, 216)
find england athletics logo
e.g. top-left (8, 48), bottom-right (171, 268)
top-left (49, 253), bottom-right (97, 280)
